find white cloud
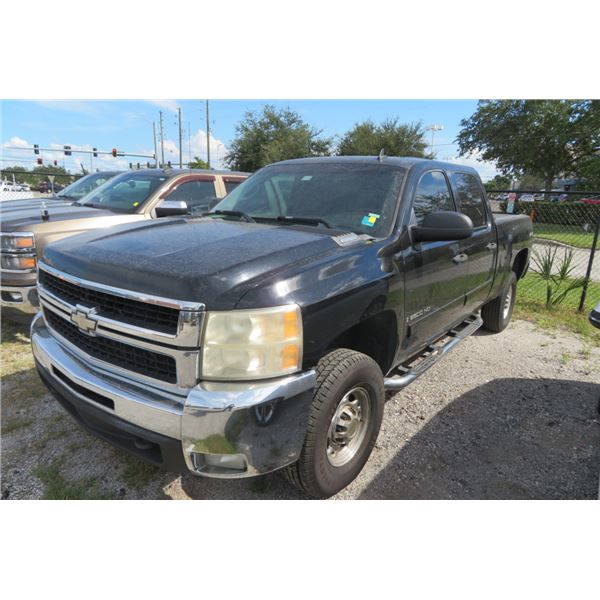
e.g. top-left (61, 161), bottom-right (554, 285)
top-left (3, 136), bottom-right (29, 148)
top-left (442, 150), bottom-right (500, 182)
top-left (158, 129), bottom-right (229, 168)
top-left (148, 99), bottom-right (179, 113)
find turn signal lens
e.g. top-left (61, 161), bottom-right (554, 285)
top-left (1, 255), bottom-right (37, 271)
top-left (0, 232), bottom-right (35, 253)
top-left (15, 236), bottom-right (35, 249)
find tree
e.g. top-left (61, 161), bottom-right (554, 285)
top-left (187, 156), bottom-right (210, 169)
top-left (484, 174), bottom-right (512, 190)
top-left (225, 105), bottom-right (332, 172)
top-left (337, 118), bottom-right (429, 158)
top-left (457, 100), bottom-right (600, 192)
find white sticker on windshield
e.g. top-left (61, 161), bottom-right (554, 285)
top-left (301, 175), bottom-right (313, 181)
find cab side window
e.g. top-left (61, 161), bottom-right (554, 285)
top-left (167, 180), bottom-right (217, 214)
top-left (452, 173), bottom-right (487, 228)
top-left (412, 171), bottom-right (454, 224)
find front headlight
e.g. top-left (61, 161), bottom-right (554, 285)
top-left (1, 254), bottom-right (37, 271)
top-left (0, 232), bottom-right (36, 253)
top-left (201, 305), bottom-right (303, 380)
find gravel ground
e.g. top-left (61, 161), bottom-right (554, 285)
top-left (1, 313), bottom-right (599, 500)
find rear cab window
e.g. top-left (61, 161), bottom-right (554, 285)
top-left (451, 172), bottom-right (488, 228)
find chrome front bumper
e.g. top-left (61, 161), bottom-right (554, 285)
top-left (1, 285), bottom-right (39, 313)
top-left (31, 313), bottom-right (316, 478)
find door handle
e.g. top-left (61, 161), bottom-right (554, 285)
top-left (452, 253), bottom-right (469, 264)
top-left (486, 242), bottom-right (497, 251)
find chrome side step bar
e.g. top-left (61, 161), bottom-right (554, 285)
top-left (384, 315), bottom-right (483, 391)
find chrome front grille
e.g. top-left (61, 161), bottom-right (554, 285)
top-left (39, 269), bottom-right (181, 334)
top-left (37, 262), bottom-right (204, 389)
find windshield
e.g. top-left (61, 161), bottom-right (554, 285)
top-left (79, 172), bottom-right (169, 213)
top-left (213, 163), bottom-right (405, 237)
top-left (57, 171), bottom-right (119, 201)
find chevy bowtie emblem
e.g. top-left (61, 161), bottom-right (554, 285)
top-left (71, 305), bottom-right (98, 335)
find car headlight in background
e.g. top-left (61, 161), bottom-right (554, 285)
top-left (1, 255), bottom-right (37, 271)
top-left (201, 305), bottom-right (303, 380)
top-left (0, 232), bottom-right (36, 253)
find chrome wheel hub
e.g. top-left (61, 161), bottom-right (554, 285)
top-left (326, 386), bottom-right (371, 467)
top-left (503, 286), bottom-right (513, 319)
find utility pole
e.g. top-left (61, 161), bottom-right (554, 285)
top-left (153, 122), bottom-right (159, 168)
top-left (177, 107), bottom-right (183, 168)
top-left (205, 99), bottom-right (210, 169)
top-left (188, 121), bottom-right (191, 166)
top-left (159, 110), bottom-right (165, 168)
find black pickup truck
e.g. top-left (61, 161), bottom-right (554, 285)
top-left (31, 156), bottom-right (532, 498)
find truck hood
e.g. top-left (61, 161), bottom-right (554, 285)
top-left (42, 217), bottom-right (376, 310)
top-left (0, 201), bottom-right (107, 231)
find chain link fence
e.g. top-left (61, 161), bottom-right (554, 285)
top-left (1, 170), bottom-right (81, 202)
top-left (488, 190), bottom-right (600, 314)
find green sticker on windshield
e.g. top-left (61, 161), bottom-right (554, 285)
top-left (361, 213), bottom-right (380, 227)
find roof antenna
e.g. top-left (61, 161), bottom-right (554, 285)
top-left (378, 148), bottom-right (386, 162)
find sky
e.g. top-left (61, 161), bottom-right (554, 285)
top-left (0, 99), bottom-right (499, 180)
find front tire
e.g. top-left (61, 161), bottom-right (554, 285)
top-left (282, 348), bottom-right (385, 498)
top-left (482, 271), bottom-right (517, 333)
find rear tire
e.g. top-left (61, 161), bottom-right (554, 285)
top-left (482, 271), bottom-right (517, 333)
top-left (282, 348), bottom-right (385, 498)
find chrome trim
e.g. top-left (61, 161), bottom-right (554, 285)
top-left (38, 283), bottom-right (202, 348)
top-left (40, 299), bottom-right (200, 389)
top-left (38, 261), bottom-right (204, 312)
top-left (182, 370), bottom-right (316, 477)
top-left (1, 284), bottom-right (39, 313)
top-left (32, 313), bottom-right (317, 477)
top-left (31, 313), bottom-right (183, 439)
top-left (384, 315), bottom-right (482, 390)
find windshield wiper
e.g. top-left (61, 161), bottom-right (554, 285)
top-left (204, 209), bottom-right (256, 223)
top-left (276, 215), bottom-right (332, 229)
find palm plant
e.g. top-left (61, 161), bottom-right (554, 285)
top-left (530, 246), bottom-right (586, 308)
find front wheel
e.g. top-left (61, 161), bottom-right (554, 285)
top-left (282, 348), bottom-right (385, 498)
top-left (481, 271), bottom-right (517, 333)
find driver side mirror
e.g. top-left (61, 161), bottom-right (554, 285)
top-left (411, 211), bottom-right (473, 243)
top-left (155, 199), bottom-right (188, 217)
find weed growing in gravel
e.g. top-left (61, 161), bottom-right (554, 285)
top-left (120, 454), bottom-right (160, 491)
top-left (33, 463), bottom-right (117, 500)
top-left (1, 417), bottom-right (33, 435)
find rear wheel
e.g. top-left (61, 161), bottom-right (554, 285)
top-left (282, 349), bottom-right (385, 498)
top-left (482, 271), bottom-right (517, 333)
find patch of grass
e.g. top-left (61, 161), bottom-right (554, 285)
top-left (120, 454), bottom-right (160, 491)
top-left (1, 416), bottom-right (33, 434)
top-left (519, 273), bottom-right (600, 311)
top-left (533, 223), bottom-right (596, 249)
top-left (578, 346), bottom-right (592, 360)
top-left (514, 298), bottom-right (600, 344)
top-left (560, 351), bottom-right (572, 365)
top-left (33, 463), bottom-right (116, 500)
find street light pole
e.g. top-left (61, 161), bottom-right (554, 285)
top-left (178, 107), bottom-right (183, 169)
top-left (426, 124), bottom-right (444, 156)
top-left (152, 121), bottom-right (158, 168)
top-left (205, 99), bottom-right (210, 169)
top-left (159, 110), bottom-right (165, 168)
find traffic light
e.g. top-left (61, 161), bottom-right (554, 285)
top-left (53, 160), bottom-right (57, 166)
top-left (137, 162), bottom-right (140, 170)
top-left (33, 144), bottom-right (39, 155)
top-left (93, 148), bottom-right (98, 157)
top-left (37, 158), bottom-right (43, 165)
top-left (129, 163), bottom-right (133, 169)
top-left (167, 161), bottom-right (172, 168)
top-left (64, 145), bottom-right (72, 156)
top-left (111, 148), bottom-right (118, 157)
